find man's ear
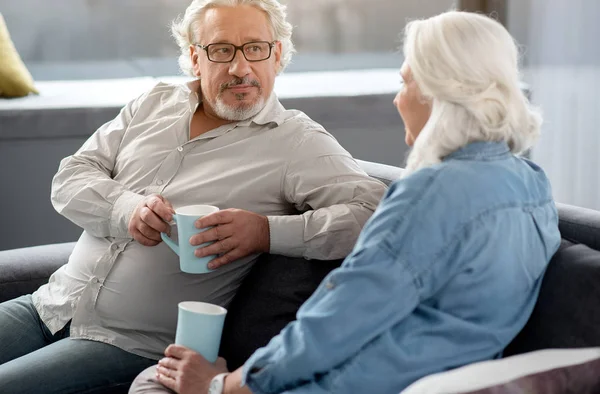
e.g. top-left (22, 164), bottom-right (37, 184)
top-left (273, 41), bottom-right (283, 71)
top-left (190, 45), bottom-right (201, 77)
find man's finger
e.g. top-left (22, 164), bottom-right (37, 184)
top-left (132, 229), bottom-right (160, 246)
top-left (147, 196), bottom-right (175, 222)
top-left (195, 210), bottom-right (233, 229)
top-left (194, 237), bottom-right (233, 258)
top-left (140, 207), bottom-right (171, 234)
top-left (163, 198), bottom-right (175, 211)
top-left (137, 222), bottom-right (163, 242)
top-left (190, 224), bottom-right (234, 247)
top-left (208, 248), bottom-right (245, 270)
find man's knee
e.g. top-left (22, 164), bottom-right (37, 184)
top-left (129, 365), bottom-right (174, 394)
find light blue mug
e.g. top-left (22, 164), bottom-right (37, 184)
top-left (175, 301), bottom-right (227, 363)
top-left (161, 204), bottom-right (220, 274)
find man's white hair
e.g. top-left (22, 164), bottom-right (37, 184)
top-left (171, 0), bottom-right (295, 76)
top-left (402, 11), bottom-right (542, 175)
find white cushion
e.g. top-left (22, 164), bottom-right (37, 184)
top-left (401, 347), bottom-right (600, 394)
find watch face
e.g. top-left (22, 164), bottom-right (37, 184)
top-left (209, 375), bottom-right (224, 394)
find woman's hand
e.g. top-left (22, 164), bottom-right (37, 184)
top-left (156, 344), bottom-right (228, 394)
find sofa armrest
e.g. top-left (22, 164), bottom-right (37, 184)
top-left (556, 202), bottom-right (600, 251)
top-left (356, 159), bottom-right (403, 186)
top-left (0, 242), bottom-right (76, 303)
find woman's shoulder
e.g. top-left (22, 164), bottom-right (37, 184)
top-left (384, 156), bottom-right (553, 225)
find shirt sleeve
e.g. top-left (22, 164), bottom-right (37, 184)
top-left (50, 94), bottom-right (146, 238)
top-left (267, 130), bottom-right (387, 260)
top-left (243, 180), bottom-right (425, 393)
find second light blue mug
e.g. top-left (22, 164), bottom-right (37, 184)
top-left (161, 204), bottom-right (220, 274)
top-left (175, 301), bottom-right (227, 363)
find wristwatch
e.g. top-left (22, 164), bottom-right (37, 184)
top-left (208, 373), bottom-right (230, 394)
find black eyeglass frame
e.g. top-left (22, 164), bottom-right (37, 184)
top-left (194, 41), bottom-right (276, 63)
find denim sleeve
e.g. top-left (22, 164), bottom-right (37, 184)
top-left (241, 182), bottom-right (424, 394)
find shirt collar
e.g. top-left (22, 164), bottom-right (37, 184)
top-left (444, 141), bottom-right (511, 161)
top-left (183, 80), bottom-right (286, 127)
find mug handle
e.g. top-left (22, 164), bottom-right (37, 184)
top-left (161, 216), bottom-right (179, 255)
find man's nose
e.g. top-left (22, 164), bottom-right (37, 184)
top-left (228, 50), bottom-right (252, 77)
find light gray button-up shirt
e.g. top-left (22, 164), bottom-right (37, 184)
top-left (32, 81), bottom-right (387, 360)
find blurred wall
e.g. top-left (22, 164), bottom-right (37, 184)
top-left (2, 0), bottom-right (454, 63)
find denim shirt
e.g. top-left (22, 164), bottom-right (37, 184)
top-left (242, 141), bottom-right (561, 394)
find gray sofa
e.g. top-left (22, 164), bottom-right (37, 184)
top-left (1, 160), bottom-right (600, 393)
top-left (0, 74), bottom-right (408, 252)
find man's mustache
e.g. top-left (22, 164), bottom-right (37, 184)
top-left (219, 77), bottom-right (261, 93)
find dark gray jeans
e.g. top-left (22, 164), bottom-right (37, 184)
top-left (0, 295), bottom-right (156, 394)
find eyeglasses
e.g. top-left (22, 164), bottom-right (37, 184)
top-left (195, 41), bottom-right (276, 63)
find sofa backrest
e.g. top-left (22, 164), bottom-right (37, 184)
top-left (505, 204), bottom-right (600, 356)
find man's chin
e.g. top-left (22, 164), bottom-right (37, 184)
top-left (224, 92), bottom-right (259, 103)
top-left (214, 98), bottom-right (265, 121)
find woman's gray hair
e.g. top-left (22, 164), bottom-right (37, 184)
top-left (171, 0), bottom-right (295, 76)
top-left (402, 11), bottom-right (542, 175)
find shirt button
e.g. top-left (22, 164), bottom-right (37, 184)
top-left (177, 146), bottom-right (184, 152)
top-left (92, 277), bottom-right (99, 284)
top-left (110, 244), bottom-right (118, 250)
top-left (156, 179), bottom-right (164, 186)
top-left (325, 281), bottom-right (335, 290)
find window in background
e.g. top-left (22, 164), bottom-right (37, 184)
top-left (3, 0), bottom-right (598, 209)
top-left (3, 0), bottom-right (457, 79)
top-left (507, 0), bottom-right (600, 210)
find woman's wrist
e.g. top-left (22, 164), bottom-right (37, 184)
top-left (223, 368), bottom-right (252, 394)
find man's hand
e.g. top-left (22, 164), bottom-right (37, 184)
top-left (190, 209), bottom-right (270, 269)
top-left (156, 345), bottom-right (228, 394)
top-left (128, 194), bottom-right (175, 246)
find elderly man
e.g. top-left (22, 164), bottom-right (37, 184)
top-left (0, 0), bottom-right (386, 393)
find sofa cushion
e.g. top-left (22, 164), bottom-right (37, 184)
top-left (0, 242), bottom-right (75, 303)
top-left (465, 356), bottom-right (600, 394)
top-left (505, 241), bottom-right (600, 356)
top-left (401, 348), bottom-right (600, 394)
top-left (219, 254), bottom-right (342, 370)
top-left (0, 13), bottom-right (38, 98)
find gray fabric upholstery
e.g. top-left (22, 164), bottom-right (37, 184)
top-left (503, 202), bottom-right (600, 355)
top-left (505, 242), bottom-right (600, 356)
top-left (220, 255), bottom-right (343, 370)
top-left (0, 242), bottom-right (75, 303)
top-left (556, 203), bottom-right (600, 251)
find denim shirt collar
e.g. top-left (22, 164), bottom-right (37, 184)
top-left (444, 141), bottom-right (511, 161)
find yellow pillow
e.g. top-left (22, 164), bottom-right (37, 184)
top-left (0, 13), bottom-right (38, 97)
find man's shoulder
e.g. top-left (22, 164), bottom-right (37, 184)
top-left (126, 81), bottom-right (191, 114)
top-left (144, 81), bottom-right (190, 100)
top-left (278, 109), bottom-right (336, 141)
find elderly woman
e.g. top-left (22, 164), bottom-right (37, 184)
top-left (131, 10), bottom-right (561, 394)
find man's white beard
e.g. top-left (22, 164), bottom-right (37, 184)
top-left (213, 96), bottom-right (265, 121)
